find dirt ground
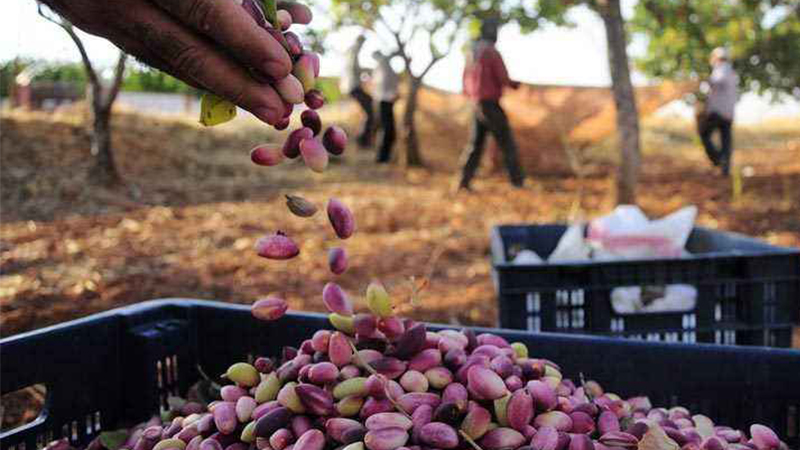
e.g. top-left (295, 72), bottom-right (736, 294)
top-left (1, 98), bottom-right (799, 341)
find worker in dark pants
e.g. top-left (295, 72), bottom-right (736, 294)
top-left (340, 34), bottom-right (374, 148)
top-left (457, 19), bottom-right (524, 191)
top-left (699, 47), bottom-right (738, 176)
top-left (372, 51), bottom-right (399, 163)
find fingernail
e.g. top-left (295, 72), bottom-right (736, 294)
top-left (253, 106), bottom-right (280, 125)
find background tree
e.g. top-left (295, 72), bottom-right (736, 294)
top-left (632, 0), bottom-right (800, 98)
top-left (1, 58), bottom-right (31, 99)
top-left (511, 0), bottom-right (640, 203)
top-left (322, 0), bottom-right (669, 203)
top-left (596, 0), bottom-right (640, 205)
top-left (325, 0), bottom-right (569, 167)
top-left (329, 0), bottom-right (466, 166)
top-left (38, 3), bottom-right (128, 186)
top-left (507, 0), bottom-right (800, 203)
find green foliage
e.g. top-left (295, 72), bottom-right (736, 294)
top-left (462, 0), bottom-right (573, 40)
top-left (1, 59), bottom-right (26, 97)
top-left (32, 62), bottom-right (88, 85)
top-left (503, 0), bottom-right (574, 33)
top-left (631, 0), bottom-right (800, 97)
top-left (320, 0), bottom-right (574, 90)
top-left (1, 59), bottom-right (87, 97)
top-left (326, 0), bottom-right (571, 34)
top-left (122, 64), bottom-right (197, 94)
top-left (1, 59), bottom-right (196, 97)
top-left (327, 0), bottom-right (467, 82)
top-left (303, 28), bottom-right (331, 55)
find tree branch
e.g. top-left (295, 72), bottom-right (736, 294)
top-left (377, 14), bottom-right (403, 52)
top-left (418, 14), bottom-right (462, 80)
top-left (373, 26), bottom-right (396, 50)
top-left (405, 24), bottom-right (421, 51)
top-left (401, 2), bottom-right (422, 38)
top-left (396, 4), bottom-right (410, 36)
top-left (377, 12), bottom-right (400, 36)
top-left (381, 18), bottom-right (413, 72)
top-left (37, 2), bottom-right (99, 89)
top-left (103, 52), bottom-right (128, 110)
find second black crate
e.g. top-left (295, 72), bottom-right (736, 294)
top-left (491, 225), bottom-right (800, 346)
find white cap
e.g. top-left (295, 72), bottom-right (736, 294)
top-left (711, 47), bottom-right (729, 61)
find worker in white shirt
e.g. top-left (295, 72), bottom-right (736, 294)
top-left (700, 47), bottom-right (739, 176)
top-left (372, 51), bottom-right (400, 163)
top-left (340, 34), bottom-right (374, 148)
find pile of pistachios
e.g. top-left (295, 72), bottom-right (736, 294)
top-left (56, 306), bottom-right (787, 450)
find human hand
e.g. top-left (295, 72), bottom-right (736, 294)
top-left (40, 0), bottom-right (312, 125)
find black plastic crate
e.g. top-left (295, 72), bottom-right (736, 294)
top-left (491, 225), bottom-right (800, 347)
top-left (2, 299), bottom-right (800, 450)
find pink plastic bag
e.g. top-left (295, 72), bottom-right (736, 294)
top-left (587, 205), bottom-right (697, 260)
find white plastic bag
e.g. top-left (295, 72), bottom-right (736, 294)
top-left (548, 223), bottom-right (592, 262)
top-left (588, 205), bottom-right (697, 260)
top-left (588, 205), bottom-right (699, 314)
top-left (610, 284), bottom-right (697, 314)
top-left (512, 249), bottom-right (543, 265)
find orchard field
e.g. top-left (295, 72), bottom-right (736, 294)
top-left (1, 98), bottom-right (799, 340)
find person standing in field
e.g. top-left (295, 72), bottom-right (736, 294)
top-left (456, 19), bottom-right (525, 191)
top-left (372, 51), bottom-right (400, 163)
top-left (340, 34), bottom-right (374, 148)
top-left (699, 47), bottom-right (739, 176)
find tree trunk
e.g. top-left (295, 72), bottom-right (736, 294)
top-left (87, 53), bottom-right (126, 186)
top-left (599, 0), bottom-right (641, 205)
top-left (88, 103), bottom-right (120, 185)
top-left (402, 78), bottom-right (424, 167)
top-left (36, 8), bottom-right (128, 186)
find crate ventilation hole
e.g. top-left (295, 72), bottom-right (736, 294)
top-left (158, 355), bottom-right (180, 413)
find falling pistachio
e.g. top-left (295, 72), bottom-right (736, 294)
top-left (285, 194), bottom-right (318, 218)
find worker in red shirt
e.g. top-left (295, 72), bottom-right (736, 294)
top-left (456, 18), bottom-right (525, 191)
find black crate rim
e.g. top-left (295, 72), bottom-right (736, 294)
top-left (491, 224), bottom-right (800, 270)
top-left (3, 299), bottom-right (800, 450)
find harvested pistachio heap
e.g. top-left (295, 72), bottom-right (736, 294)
top-left (54, 299), bottom-right (788, 450)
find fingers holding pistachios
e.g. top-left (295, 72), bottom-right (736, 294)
top-left (149, 0), bottom-right (293, 80)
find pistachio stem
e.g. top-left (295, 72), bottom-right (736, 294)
top-left (381, 376), bottom-right (411, 419)
top-left (261, 0), bottom-right (279, 28)
top-left (348, 340), bottom-right (377, 374)
top-left (348, 340), bottom-right (412, 420)
top-left (196, 364), bottom-right (223, 395)
top-left (197, 364), bottom-right (214, 381)
top-left (579, 372), bottom-right (593, 402)
top-left (459, 430), bottom-right (485, 450)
